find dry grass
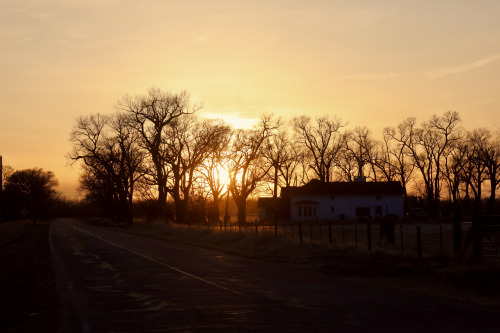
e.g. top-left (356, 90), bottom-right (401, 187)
top-left (0, 220), bottom-right (60, 332)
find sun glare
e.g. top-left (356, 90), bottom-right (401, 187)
top-left (201, 112), bottom-right (258, 129)
top-left (216, 167), bottom-right (230, 189)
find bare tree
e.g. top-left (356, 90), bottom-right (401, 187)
top-left (279, 141), bottom-right (306, 188)
top-left (263, 120), bottom-right (297, 199)
top-left (69, 113), bottom-right (145, 224)
top-left (199, 120), bottom-right (233, 223)
top-left (229, 115), bottom-right (278, 226)
top-left (441, 134), bottom-right (468, 206)
top-left (474, 129), bottom-right (500, 214)
top-left (292, 115), bottom-right (346, 182)
top-left (463, 129), bottom-right (491, 213)
top-left (266, 128), bottom-right (305, 191)
top-left (335, 141), bottom-right (357, 182)
top-left (162, 115), bottom-right (231, 224)
top-left (399, 112), bottom-right (461, 216)
top-left (339, 126), bottom-right (379, 181)
top-left (116, 87), bottom-right (200, 221)
top-left (462, 129), bottom-right (490, 258)
top-left (380, 120), bottom-right (417, 211)
top-left (1, 164), bottom-right (14, 189)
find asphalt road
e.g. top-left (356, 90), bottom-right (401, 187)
top-left (50, 218), bottom-right (500, 332)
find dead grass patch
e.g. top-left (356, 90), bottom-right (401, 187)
top-left (0, 220), bottom-right (60, 332)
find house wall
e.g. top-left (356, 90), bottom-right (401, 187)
top-left (290, 195), bottom-right (403, 221)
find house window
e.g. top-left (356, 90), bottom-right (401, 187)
top-left (313, 206), bottom-right (317, 216)
top-left (308, 206), bottom-right (312, 217)
top-left (298, 206), bottom-right (302, 217)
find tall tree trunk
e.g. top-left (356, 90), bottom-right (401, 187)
top-left (488, 171), bottom-right (497, 214)
top-left (273, 166), bottom-right (279, 226)
top-left (179, 199), bottom-right (189, 225)
top-left (236, 197), bottom-right (246, 229)
top-left (470, 176), bottom-right (483, 260)
top-left (212, 194), bottom-right (220, 223)
top-left (426, 186), bottom-right (437, 218)
top-left (157, 168), bottom-right (169, 222)
top-left (472, 197), bottom-right (482, 260)
top-left (171, 189), bottom-right (187, 224)
top-left (452, 199), bottom-right (462, 255)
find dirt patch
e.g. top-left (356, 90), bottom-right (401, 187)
top-left (0, 220), bottom-right (60, 332)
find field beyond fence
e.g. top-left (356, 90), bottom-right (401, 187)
top-left (135, 217), bottom-right (497, 258)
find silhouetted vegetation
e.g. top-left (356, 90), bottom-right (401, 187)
top-left (67, 87), bottom-right (500, 236)
top-left (1, 168), bottom-right (59, 224)
top-left (0, 220), bottom-right (59, 331)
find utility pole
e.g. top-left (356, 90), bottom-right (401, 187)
top-left (0, 155), bottom-right (3, 223)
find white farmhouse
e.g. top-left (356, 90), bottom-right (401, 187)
top-left (281, 179), bottom-right (404, 222)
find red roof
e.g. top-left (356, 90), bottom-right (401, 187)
top-left (281, 179), bottom-right (403, 197)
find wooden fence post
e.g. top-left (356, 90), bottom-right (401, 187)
top-left (439, 225), bottom-right (443, 257)
top-left (496, 231), bottom-right (498, 257)
top-left (319, 222), bottom-right (323, 244)
top-left (299, 221), bottom-right (303, 244)
top-left (367, 223), bottom-right (372, 251)
top-left (400, 224), bottom-right (404, 256)
top-left (355, 224), bottom-right (358, 249)
top-left (417, 226), bottom-right (422, 258)
top-left (496, 231), bottom-right (498, 258)
top-left (310, 222), bottom-right (313, 242)
top-left (342, 224), bottom-right (345, 246)
top-left (328, 221), bottom-right (332, 244)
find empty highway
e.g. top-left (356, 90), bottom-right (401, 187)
top-left (50, 219), bottom-right (499, 332)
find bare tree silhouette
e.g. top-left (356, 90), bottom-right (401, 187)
top-left (293, 115), bottom-right (347, 182)
top-left (69, 113), bottom-right (145, 224)
top-left (229, 115), bottom-right (278, 226)
top-left (117, 88), bottom-right (200, 221)
top-left (162, 115), bottom-right (232, 224)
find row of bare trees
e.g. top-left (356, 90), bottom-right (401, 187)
top-left (69, 88), bottom-right (500, 225)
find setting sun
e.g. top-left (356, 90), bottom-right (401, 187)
top-left (2, 1), bottom-right (500, 199)
top-left (216, 167), bottom-right (231, 190)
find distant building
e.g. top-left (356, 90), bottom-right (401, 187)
top-left (258, 179), bottom-right (404, 222)
top-left (256, 197), bottom-right (280, 221)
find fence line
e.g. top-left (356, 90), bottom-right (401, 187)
top-left (194, 219), bottom-right (484, 258)
top-left (136, 216), bottom-right (498, 258)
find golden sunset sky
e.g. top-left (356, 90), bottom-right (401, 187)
top-left (1, 0), bottom-right (500, 198)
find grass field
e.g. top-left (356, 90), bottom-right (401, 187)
top-left (0, 220), bottom-right (60, 333)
